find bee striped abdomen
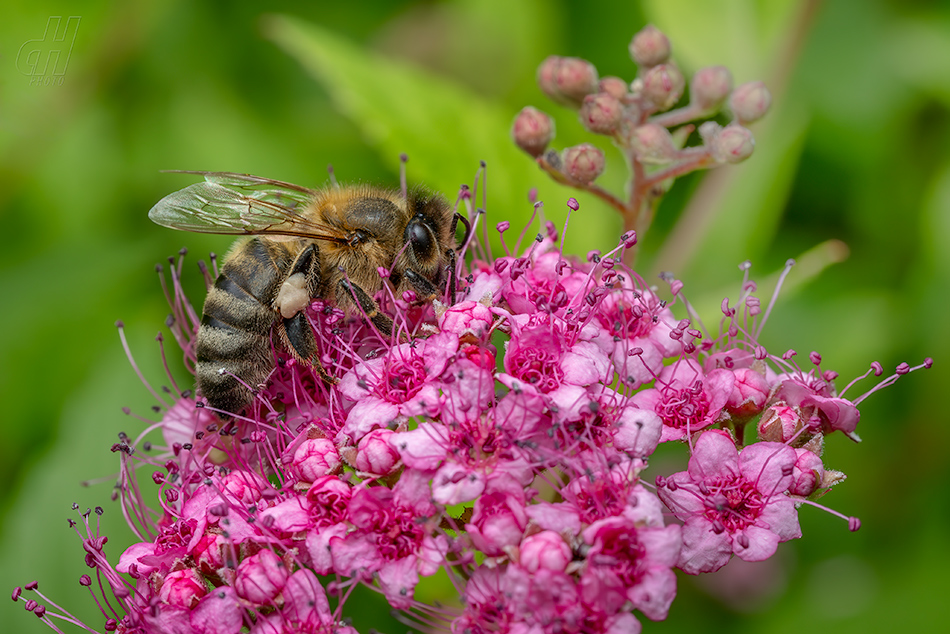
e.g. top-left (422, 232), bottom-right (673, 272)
top-left (195, 238), bottom-right (292, 415)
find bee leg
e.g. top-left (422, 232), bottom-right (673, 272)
top-left (274, 244), bottom-right (337, 385)
top-left (279, 313), bottom-right (338, 385)
top-left (452, 211), bottom-right (471, 250)
top-left (404, 269), bottom-right (441, 303)
top-left (444, 248), bottom-right (458, 300)
top-left (338, 279), bottom-right (395, 337)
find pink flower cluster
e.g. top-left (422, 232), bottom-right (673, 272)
top-left (13, 202), bottom-right (929, 634)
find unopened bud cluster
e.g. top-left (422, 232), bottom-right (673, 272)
top-left (512, 24), bottom-right (772, 251)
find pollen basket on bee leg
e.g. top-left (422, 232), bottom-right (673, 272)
top-left (276, 272), bottom-right (310, 319)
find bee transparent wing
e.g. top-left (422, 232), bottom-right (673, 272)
top-left (149, 172), bottom-right (346, 242)
top-left (175, 171), bottom-right (317, 205)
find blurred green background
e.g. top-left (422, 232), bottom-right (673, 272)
top-left (1, 0), bottom-right (947, 632)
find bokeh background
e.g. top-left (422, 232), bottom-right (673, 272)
top-left (1, 0), bottom-right (947, 632)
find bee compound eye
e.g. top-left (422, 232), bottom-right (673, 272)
top-left (404, 217), bottom-right (435, 259)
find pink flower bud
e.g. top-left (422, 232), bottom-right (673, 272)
top-left (220, 470), bottom-right (267, 505)
top-left (726, 368), bottom-right (770, 417)
top-left (293, 437), bottom-right (341, 482)
top-left (690, 65), bottom-right (733, 111)
top-left (790, 448), bottom-right (825, 497)
top-left (519, 530), bottom-right (572, 573)
top-left (547, 57), bottom-right (599, 107)
top-left (641, 63), bottom-right (685, 110)
top-left (561, 143), bottom-right (605, 183)
top-left (467, 490), bottom-right (529, 557)
top-left (598, 76), bottom-right (628, 99)
top-left (354, 429), bottom-right (400, 476)
top-left (234, 549), bottom-right (289, 604)
top-left (631, 123), bottom-right (676, 164)
top-left (462, 343), bottom-right (496, 370)
top-left (511, 106), bottom-right (556, 157)
top-left (192, 532), bottom-right (225, 573)
top-left (158, 568), bottom-right (207, 609)
top-left (579, 92), bottom-right (623, 135)
top-left (710, 124), bottom-right (755, 163)
top-left (698, 120), bottom-right (721, 144)
top-left (629, 24), bottom-right (671, 68)
top-left (306, 475), bottom-right (353, 526)
top-left (730, 81), bottom-right (772, 124)
top-left (757, 404), bottom-right (800, 443)
top-left (538, 55), bottom-right (599, 107)
top-left (438, 299), bottom-right (494, 339)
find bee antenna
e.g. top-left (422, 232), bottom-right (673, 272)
top-left (327, 164), bottom-right (338, 188)
top-left (399, 153), bottom-right (409, 200)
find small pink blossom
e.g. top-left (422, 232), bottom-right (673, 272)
top-left (592, 284), bottom-right (679, 387)
top-left (191, 587), bottom-right (243, 634)
top-left (466, 479), bottom-right (530, 556)
top-left (632, 359), bottom-right (735, 442)
top-left (773, 373), bottom-right (860, 436)
top-left (657, 430), bottom-right (801, 574)
top-left (437, 298), bottom-right (495, 340)
top-left (757, 403), bottom-right (801, 443)
top-left (338, 332), bottom-right (458, 440)
top-left (580, 515), bottom-right (681, 620)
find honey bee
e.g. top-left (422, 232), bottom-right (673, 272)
top-left (148, 171), bottom-right (467, 416)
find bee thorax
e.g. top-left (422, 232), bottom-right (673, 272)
top-left (276, 272), bottom-right (310, 319)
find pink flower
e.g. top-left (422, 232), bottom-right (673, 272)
top-left (500, 244), bottom-right (591, 317)
top-left (657, 430), bottom-right (801, 574)
top-left (329, 471), bottom-right (446, 608)
top-left (117, 518), bottom-right (198, 577)
top-left (338, 331), bottom-right (458, 440)
top-left (466, 478), bottom-right (530, 556)
top-left (191, 587), bottom-right (243, 634)
top-left (757, 403), bottom-right (801, 443)
top-left (592, 284), bottom-right (679, 387)
top-left (726, 367), bottom-right (770, 418)
top-left (632, 359), bottom-right (735, 442)
top-left (249, 569), bottom-right (343, 634)
top-left (580, 515), bottom-right (681, 620)
top-left (161, 396), bottom-right (218, 449)
top-left (772, 372), bottom-right (860, 437)
top-left (437, 298), bottom-right (495, 340)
